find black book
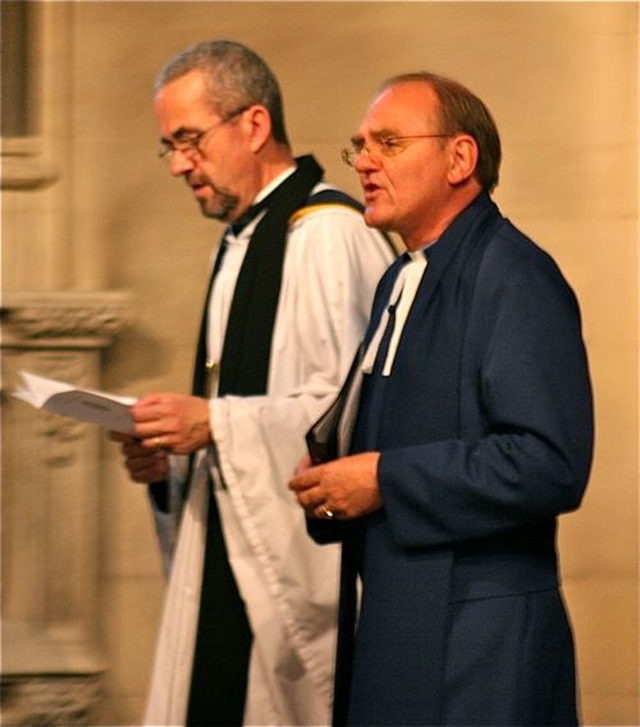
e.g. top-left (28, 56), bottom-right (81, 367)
top-left (306, 344), bottom-right (364, 464)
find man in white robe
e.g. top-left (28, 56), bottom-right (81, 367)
top-left (112, 40), bottom-right (394, 726)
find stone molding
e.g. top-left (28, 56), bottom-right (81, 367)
top-left (1, 674), bottom-right (102, 727)
top-left (1, 290), bottom-right (134, 348)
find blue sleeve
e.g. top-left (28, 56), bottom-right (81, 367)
top-left (379, 235), bottom-right (594, 550)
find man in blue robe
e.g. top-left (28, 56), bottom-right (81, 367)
top-left (290, 72), bottom-right (594, 726)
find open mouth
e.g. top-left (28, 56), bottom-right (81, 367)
top-left (192, 184), bottom-right (208, 196)
top-left (363, 182), bottom-right (382, 201)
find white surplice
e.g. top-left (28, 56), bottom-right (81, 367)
top-left (144, 183), bottom-right (395, 726)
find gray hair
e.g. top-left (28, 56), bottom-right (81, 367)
top-left (155, 40), bottom-right (290, 146)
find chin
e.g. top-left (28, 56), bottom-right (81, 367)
top-left (200, 203), bottom-right (228, 222)
top-left (364, 208), bottom-right (392, 232)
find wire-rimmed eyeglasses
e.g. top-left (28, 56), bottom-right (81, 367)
top-left (158, 105), bottom-right (249, 163)
top-left (341, 133), bottom-right (451, 167)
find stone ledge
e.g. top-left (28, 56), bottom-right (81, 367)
top-left (1, 290), bottom-right (134, 348)
top-left (1, 674), bottom-right (102, 727)
top-left (1, 623), bottom-right (106, 727)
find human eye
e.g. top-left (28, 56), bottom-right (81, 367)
top-left (167, 127), bottom-right (204, 151)
top-left (176, 134), bottom-right (202, 150)
top-left (378, 136), bottom-right (403, 155)
top-left (350, 137), bottom-right (366, 154)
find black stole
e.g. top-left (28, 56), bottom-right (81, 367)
top-left (193, 155), bottom-right (324, 397)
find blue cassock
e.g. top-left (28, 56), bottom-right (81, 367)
top-left (311, 192), bottom-right (594, 726)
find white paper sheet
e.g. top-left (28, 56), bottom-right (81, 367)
top-left (13, 370), bottom-right (136, 433)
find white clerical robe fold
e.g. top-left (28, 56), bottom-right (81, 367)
top-left (144, 188), bottom-right (395, 726)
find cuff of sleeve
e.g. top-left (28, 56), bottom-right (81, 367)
top-left (208, 397), bottom-right (224, 445)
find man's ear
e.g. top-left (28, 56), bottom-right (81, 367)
top-left (447, 134), bottom-right (479, 186)
top-left (244, 104), bottom-right (272, 153)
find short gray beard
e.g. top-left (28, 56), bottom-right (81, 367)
top-left (202, 183), bottom-right (239, 221)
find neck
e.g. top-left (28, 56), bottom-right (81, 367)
top-left (227, 147), bottom-right (295, 225)
top-left (402, 187), bottom-right (483, 251)
top-left (257, 144), bottom-right (296, 194)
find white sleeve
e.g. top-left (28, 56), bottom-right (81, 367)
top-left (147, 453), bottom-right (192, 576)
top-left (273, 203), bottom-right (395, 395)
top-left (206, 203), bottom-right (394, 697)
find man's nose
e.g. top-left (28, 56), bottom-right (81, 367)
top-left (167, 149), bottom-right (196, 177)
top-left (354, 145), bottom-right (379, 173)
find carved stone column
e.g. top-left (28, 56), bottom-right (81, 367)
top-left (1, 290), bottom-right (132, 726)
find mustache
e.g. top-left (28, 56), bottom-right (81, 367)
top-left (186, 171), bottom-right (217, 190)
top-left (185, 171), bottom-right (240, 221)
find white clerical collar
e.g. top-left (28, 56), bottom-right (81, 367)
top-left (362, 250), bottom-right (428, 377)
top-left (252, 165), bottom-right (297, 205)
top-left (227, 165), bottom-right (297, 240)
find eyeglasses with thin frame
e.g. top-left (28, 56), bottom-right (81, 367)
top-left (158, 105), bottom-right (249, 163)
top-left (341, 133), bottom-right (451, 168)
